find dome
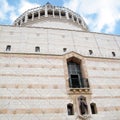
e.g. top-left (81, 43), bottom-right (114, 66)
top-left (13, 2), bottom-right (89, 31)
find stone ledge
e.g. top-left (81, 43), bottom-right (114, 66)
top-left (67, 88), bottom-right (91, 94)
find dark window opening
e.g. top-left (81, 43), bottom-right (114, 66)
top-left (90, 103), bottom-right (97, 114)
top-left (40, 10), bottom-right (45, 16)
top-left (67, 58), bottom-right (89, 89)
top-left (6, 45), bottom-right (11, 51)
top-left (63, 48), bottom-right (67, 52)
top-left (28, 14), bottom-right (32, 19)
top-left (48, 10), bottom-right (53, 15)
top-left (112, 51), bottom-right (116, 57)
top-left (18, 21), bottom-right (20, 25)
top-left (89, 50), bottom-right (93, 55)
top-left (35, 46), bottom-right (40, 52)
top-left (67, 60), bottom-right (83, 88)
top-left (70, 75), bottom-right (80, 88)
top-left (68, 13), bottom-right (72, 19)
top-left (34, 12), bottom-right (38, 18)
top-left (67, 103), bottom-right (74, 115)
top-left (22, 17), bottom-right (25, 22)
top-left (61, 11), bottom-right (65, 17)
top-left (78, 19), bottom-right (81, 24)
top-left (74, 16), bottom-right (77, 22)
top-left (54, 10), bottom-right (59, 16)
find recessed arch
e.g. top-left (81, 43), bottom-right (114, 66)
top-left (54, 10), bottom-right (59, 16)
top-left (78, 96), bottom-right (88, 115)
top-left (34, 12), bottom-right (38, 18)
top-left (48, 9), bottom-right (53, 16)
top-left (40, 10), bottom-right (45, 16)
top-left (67, 57), bottom-right (83, 88)
top-left (90, 103), bottom-right (97, 114)
top-left (61, 11), bottom-right (66, 17)
top-left (64, 52), bottom-right (89, 89)
top-left (28, 13), bottom-right (32, 19)
top-left (67, 103), bottom-right (74, 115)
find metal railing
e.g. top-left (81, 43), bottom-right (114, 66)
top-left (69, 78), bottom-right (90, 89)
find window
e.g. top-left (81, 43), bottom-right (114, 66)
top-left (34, 12), bottom-right (38, 18)
top-left (48, 10), bottom-right (53, 16)
top-left (78, 96), bottom-right (88, 115)
top-left (54, 10), bottom-right (59, 16)
top-left (112, 51), bottom-right (115, 57)
top-left (67, 59), bottom-right (83, 88)
top-left (18, 21), bottom-right (20, 25)
top-left (22, 17), bottom-right (25, 23)
top-left (67, 57), bottom-right (89, 89)
top-left (6, 45), bottom-right (11, 51)
top-left (28, 13), bottom-right (32, 19)
top-left (63, 48), bottom-right (67, 52)
top-left (40, 10), bottom-right (45, 16)
top-left (74, 16), bottom-right (77, 22)
top-left (89, 50), bottom-right (93, 55)
top-left (67, 103), bottom-right (74, 115)
top-left (68, 13), bottom-right (72, 19)
top-left (61, 11), bottom-right (65, 17)
top-left (90, 103), bottom-right (97, 114)
top-left (35, 46), bottom-right (40, 52)
top-left (78, 19), bottom-right (81, 24)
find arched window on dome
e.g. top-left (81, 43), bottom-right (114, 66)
top-left (78, 18), bottom-right (81, 24)
top-left (61, 11), bottom-right (66, 18)
top-left (28, 13), bottom-right (32, 20)
top-left (22, 17), bottom-right (25, 23)
top-left (90, 103), bottom-right (97, 114)
top-left (54, 10), bottom-right (59, 16)
top-left (68, 13), bottom-right (72, 19)
top-left (34, 12), bottom-right (38, 18)
top-left (48, 9), bottom-right (53, 16)
top-left (40, 10), bottom-right (45, 16)
top-left (74, 16), bottom-right (77, 22)
top-left (18, 21), bottom-right (20, 26)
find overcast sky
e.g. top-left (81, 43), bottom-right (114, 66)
top-left (0, 0), bottom-right (120, 35)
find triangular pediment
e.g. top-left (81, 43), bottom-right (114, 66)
top-left (63, 51), bottom-right (84, 61)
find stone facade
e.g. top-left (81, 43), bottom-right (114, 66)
top-left (0, 3), bottom-right (120, 120)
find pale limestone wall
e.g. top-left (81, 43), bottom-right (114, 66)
top-left (0, 25), bottom-right (120, 59)
top-left (0, 53), bottom-right (120, 120)
top-left (85, 58), bottom-right (120, 120)
top-left (0, 54), bottom-right (76, 120)
top-left (26, 18), bottom-right (83, 31)
top-left (0, 25), bottom-right (120, 120)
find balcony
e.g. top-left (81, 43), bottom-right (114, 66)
top-left (68, 78), bottom-right (91, 94)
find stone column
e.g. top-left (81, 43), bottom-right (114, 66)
top-left (53, 8), bottom-right (55, 18)
top-left (45, 6), bottom-right (48, 17)
top-left (38, 10), bottom-right (40, 19)
top-left (72, 14), bottom-right (74, 22)
top-left (66, 11), bottom-right (69, 19)
top-left (77, 17), bottom-right (80, 25)
top-left (20, 19), bottom-right (23, 26)
top-left (32, 12), bottom-right (34, 21)
top-left (25, 13), bottom-right (28, 23)
top-left (59, 10), bottom-right (61, 19)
